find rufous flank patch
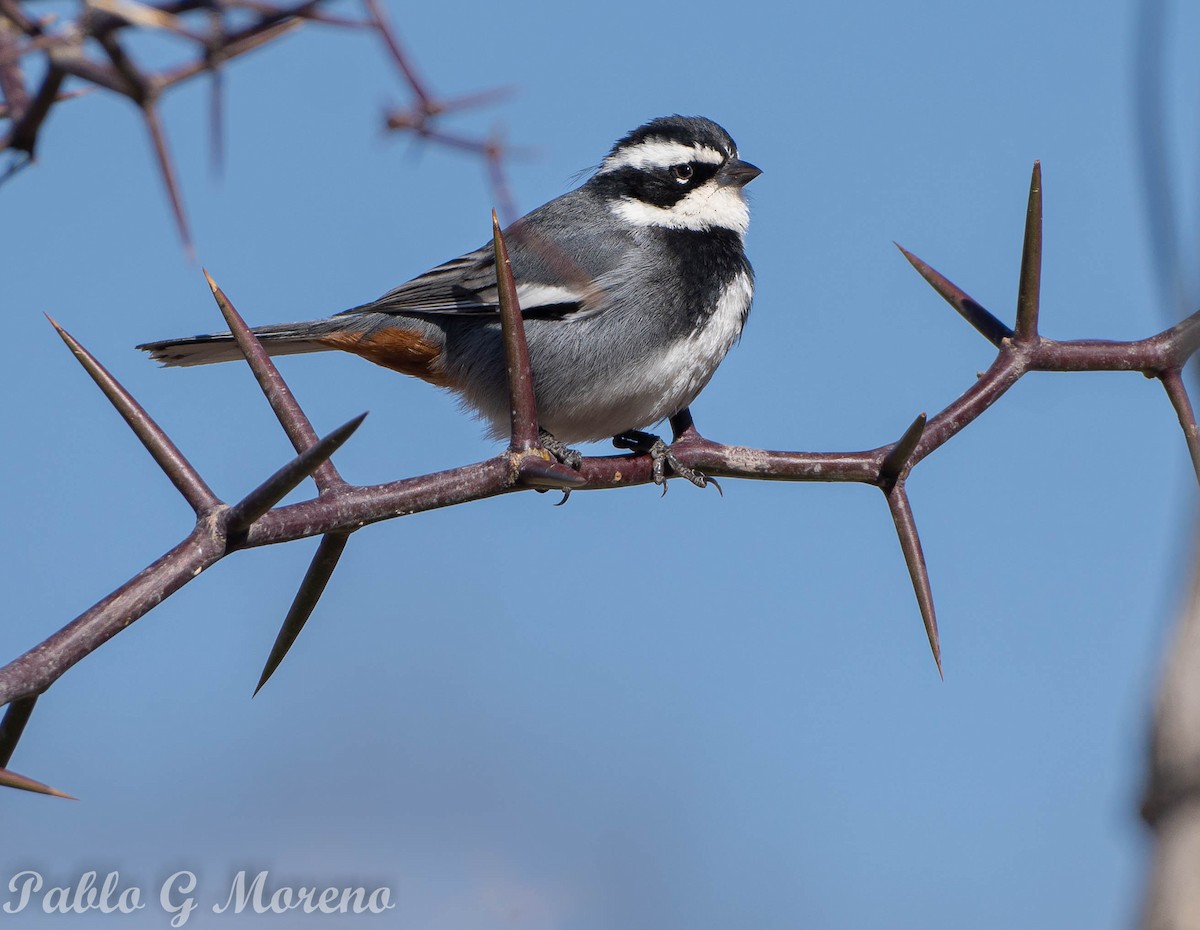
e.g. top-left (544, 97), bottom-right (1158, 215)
top-left (318, 328), bottom-right (452, 387)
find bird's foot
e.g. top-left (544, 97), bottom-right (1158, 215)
top-left (538, 429), bottom-right (582, 470)
top-left (537, 429), bottom-right (583, 505)
top-left (612, 429), bottom-right (719, 495)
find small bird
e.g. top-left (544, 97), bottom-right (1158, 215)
top-left (139, 115), bottom-right (760, 484)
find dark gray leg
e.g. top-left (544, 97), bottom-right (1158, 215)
top-left (538, 428), bottom-right (582, 469)
top-left (613, 410), bottom-right (715, 492)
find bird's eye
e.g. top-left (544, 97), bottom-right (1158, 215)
top-left (670, 163), bottom-right (694, 183)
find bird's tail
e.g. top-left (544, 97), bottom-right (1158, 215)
top-left (137, 322), bottom-right (335, 368)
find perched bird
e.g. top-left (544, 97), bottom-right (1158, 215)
top-left (139, 115), bottom-right (760, 483)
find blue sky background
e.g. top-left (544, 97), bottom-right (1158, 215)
top-left (3, 1), bottom-right (1199, 927)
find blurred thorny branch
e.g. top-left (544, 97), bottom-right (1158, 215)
top-left (1135, 2), bottom-right (1200, 929)
top-left (0, 0), bottom-right (521, 249)
top-left (1, 163), bottom-right (1199, 800)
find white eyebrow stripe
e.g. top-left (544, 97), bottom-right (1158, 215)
top-left (599, 140), bottom-right (728, 174)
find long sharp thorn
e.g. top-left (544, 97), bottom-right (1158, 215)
top-left (519, 457), bottom-right (587, 489)
top-left (1160, 369), bottom-right (1200, 486)
top-left (226, 414), bottom-right (366, 537)
top-left (0, 765), bottom-right (76, 799)
top-left (879, 413), bottom-right (927, 490)
top-left (0, 696), bottom-right (37, 767)
top-left (203, 270), bottom-right (344, 492)
top-left (143, 101), bottom-right (193, 258)
top-left (492, 212), bottom-right (539, 451)
top-left (47, 315), bottom-right (219, 514)
top-left (885, 484), bottom-right (943, 678)
top-left (208, 57), bottom-right (225, 177)
top-left (255, 532), bottom-right (350, 695)
top-left (895, 244), bottom-right (1013, 347)
top-left (1015, 161), bottom-right (1042, 342)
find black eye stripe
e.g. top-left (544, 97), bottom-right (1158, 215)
top-left (674, 162), bottom-right (718, 186)
top-left (589, 161), bottom-right (723, 208)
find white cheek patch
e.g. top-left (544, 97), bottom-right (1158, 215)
top-left (600, 140), bottom-right (727, 174)
top-left (610, 183), bottom-right (750, 234)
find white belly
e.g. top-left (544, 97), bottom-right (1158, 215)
top-left (539, 271), bottom-right (753, 443)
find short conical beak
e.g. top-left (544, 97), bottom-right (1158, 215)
top-left (719, 159), bottom-right (762, 187)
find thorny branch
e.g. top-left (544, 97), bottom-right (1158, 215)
top-left (0, 162), bottom-right (1199, 797)
top-left (0, 0), bottom-right (521, 247)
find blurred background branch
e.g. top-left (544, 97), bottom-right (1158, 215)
top-left (1135, 1), bottom-right (1200, 927)
top-left (0, 0), bottom-right (520, 248)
